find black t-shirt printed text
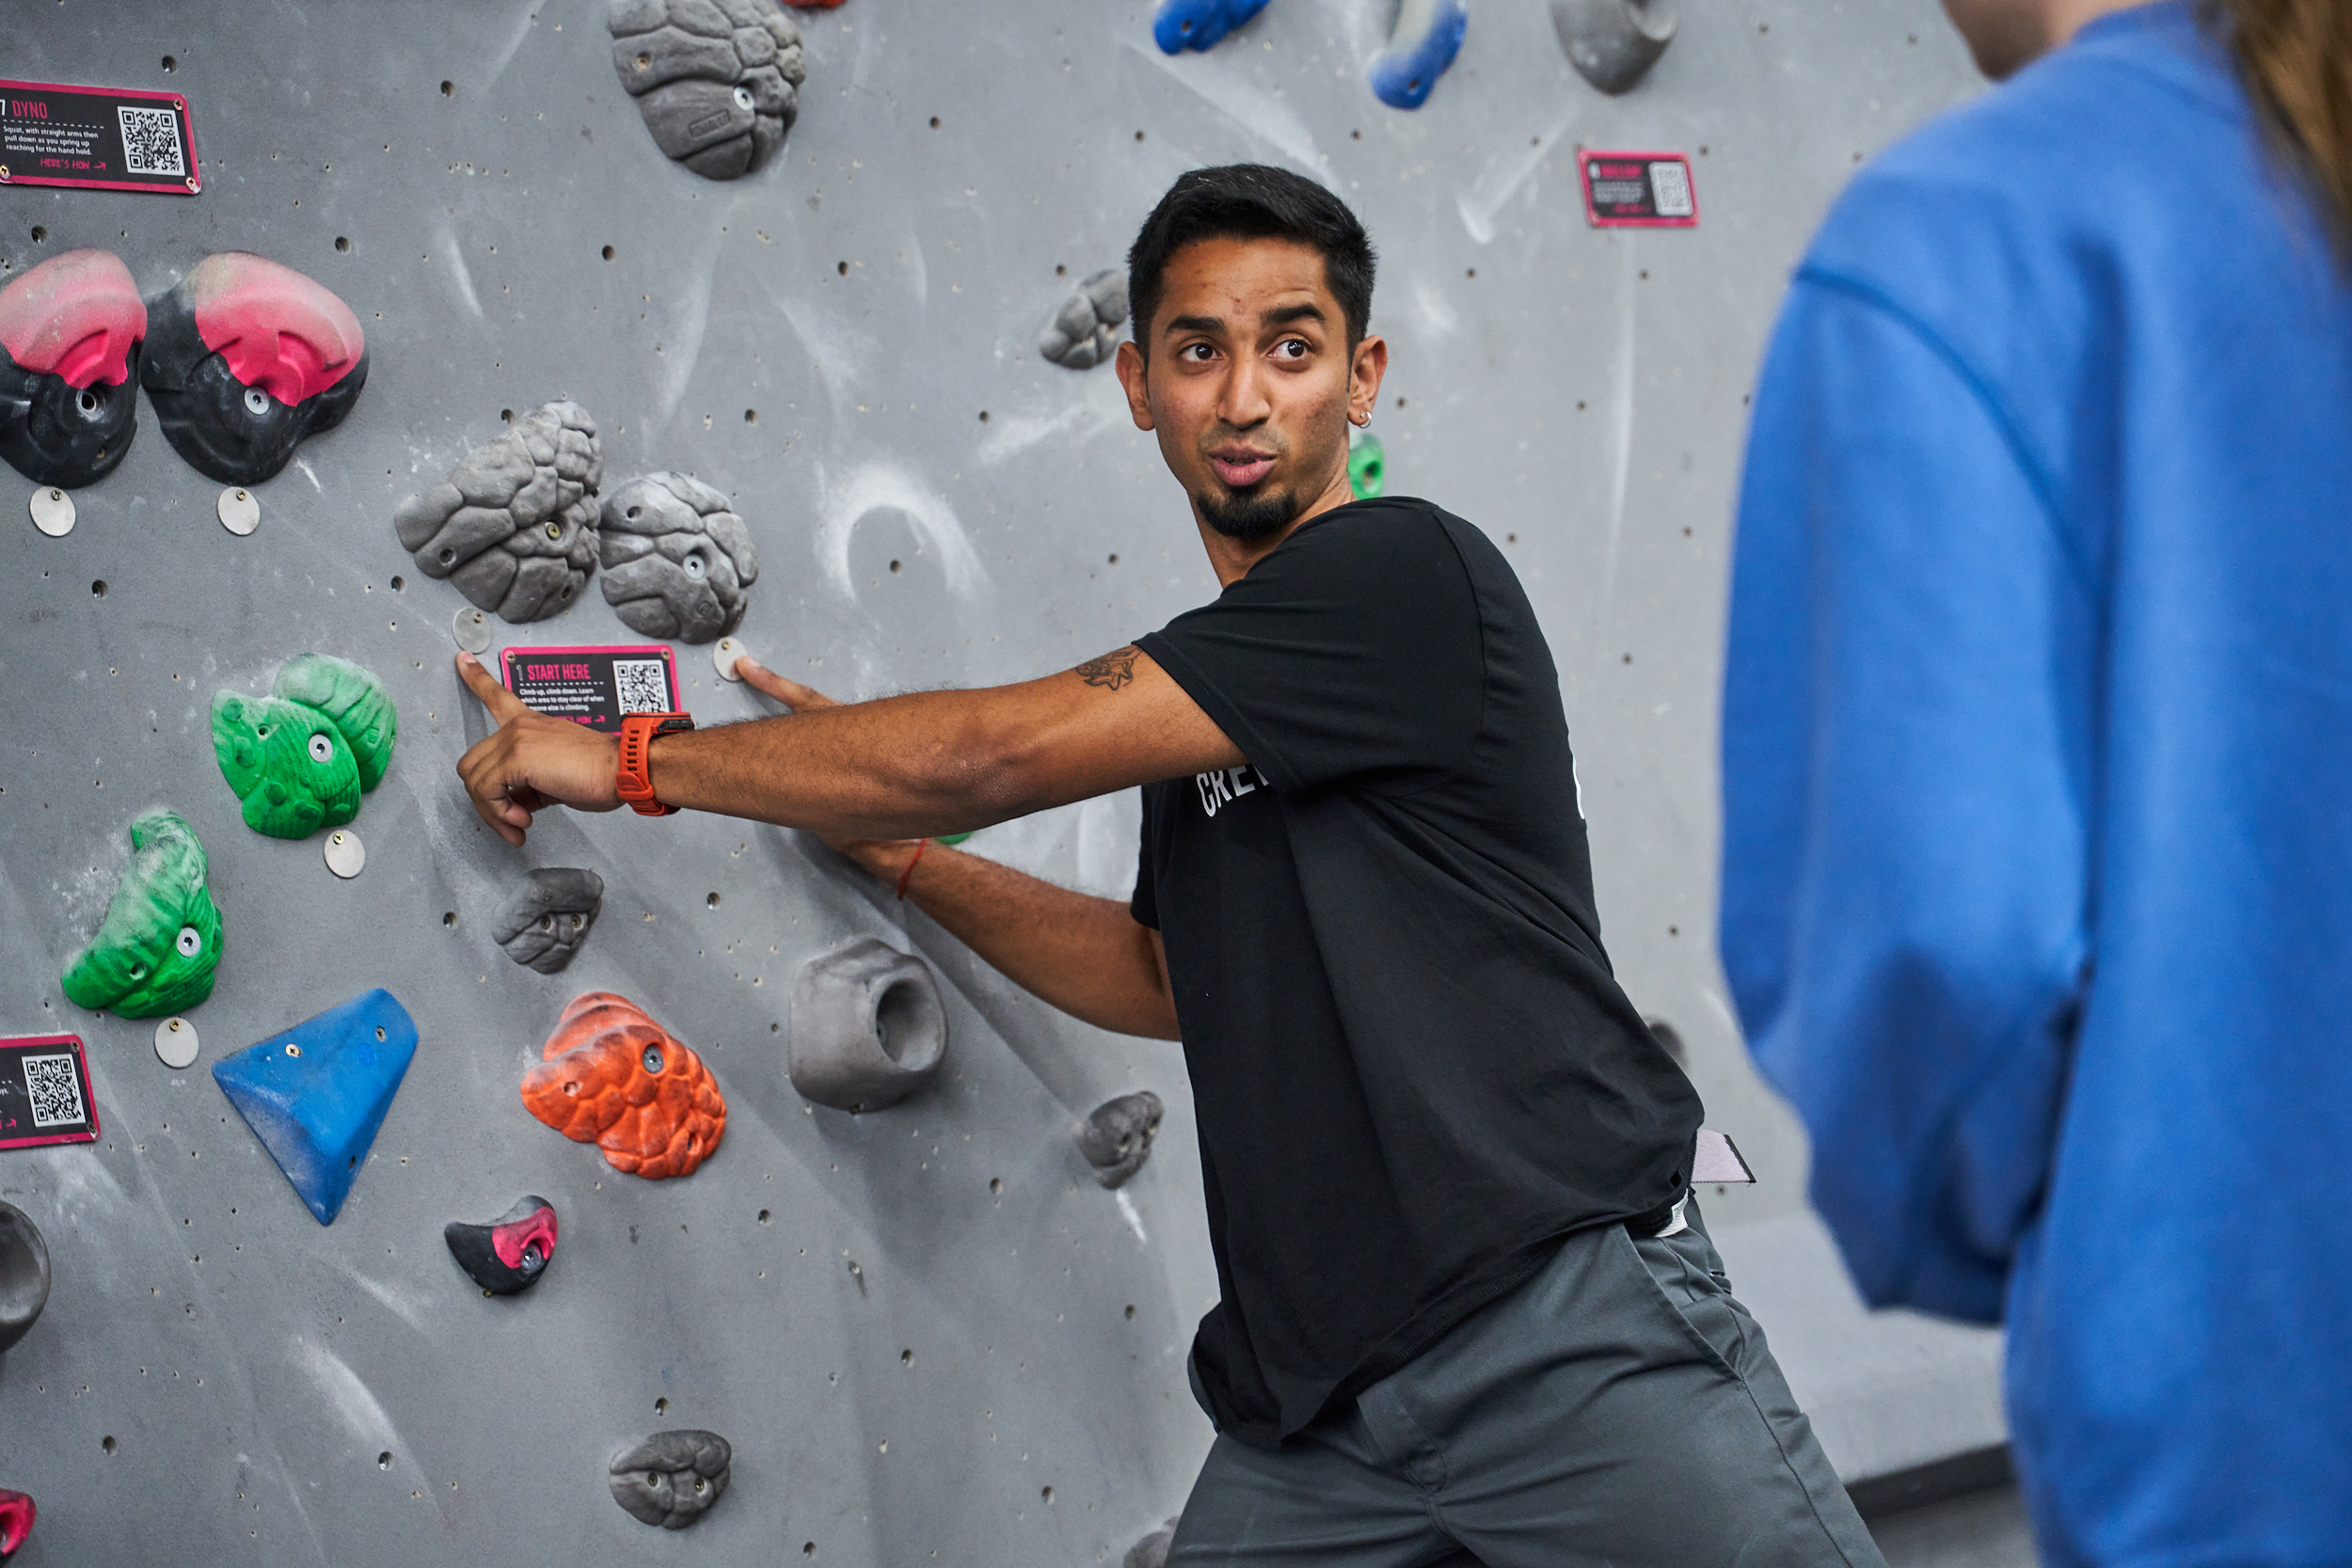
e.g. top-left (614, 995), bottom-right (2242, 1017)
top-left (1133, 497), bottom-right (1701, 1449)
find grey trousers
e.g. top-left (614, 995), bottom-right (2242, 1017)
top-left (1168, 1205), bottom-right (1886, 1568)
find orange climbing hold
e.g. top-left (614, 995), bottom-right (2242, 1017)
top-left (520, 992), bottom-right (725, 1180)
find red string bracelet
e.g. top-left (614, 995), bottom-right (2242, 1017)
top-left (895, 837), bottom-right (930, 901)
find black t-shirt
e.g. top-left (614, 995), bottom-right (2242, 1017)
top-left (1132, 496), bottom-right (1701, 1449)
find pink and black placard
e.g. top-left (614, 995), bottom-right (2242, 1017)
top-left (0, 80), bottom-right (199, 195)
top-left (1578, 150), bottom-right (1697, 229)
top-left (501, 644), bottom-right (681, 734)
top-left (0, 1035), bottom-right (99, 1150)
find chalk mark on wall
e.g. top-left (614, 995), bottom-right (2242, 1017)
top-left (816, 463), bottom-right (990, 604)
top-left (1457, 102), bottom-right (1579, 245)
top-left (1127, 39), bottom-right (1326, 175)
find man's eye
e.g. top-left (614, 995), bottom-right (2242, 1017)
top-left (1181, 342), bottom-right (1216, 361)
top-left (1274, 339), bottom-right (1310, 359)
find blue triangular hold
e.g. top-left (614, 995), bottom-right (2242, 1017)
top-left (213, 989), bottom-right (418, 1226)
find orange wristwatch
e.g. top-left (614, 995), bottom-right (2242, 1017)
top-left (615, 712), bottom-right (694, 816)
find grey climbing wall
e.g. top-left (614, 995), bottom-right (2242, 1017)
top-left (0, 2), bottom-right (2000, 1562)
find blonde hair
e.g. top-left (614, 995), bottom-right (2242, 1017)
top-left (2208, 0), bottom-right (2352, 259)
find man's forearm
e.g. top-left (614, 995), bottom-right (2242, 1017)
top-left (871, 840), bottom-right (1181, 1041)
top-left (646, 693), bottom-right (1029, 841)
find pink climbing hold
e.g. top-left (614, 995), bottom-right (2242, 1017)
top-left (0, 1488), bottom-right (32, 1562)
top-left (0, 249), bottom-right (145, 388)
top-left (181, 252), bottom-right (365, 407)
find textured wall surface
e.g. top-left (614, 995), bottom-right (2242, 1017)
top-left (0, 2), bottom-right (1995, 1561)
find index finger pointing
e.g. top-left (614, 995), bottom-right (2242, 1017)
top-left (455, 651), bottom-right (531, 722)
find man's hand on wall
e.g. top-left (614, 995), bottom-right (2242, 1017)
top-left (453, 653), bottom-right (624, 846)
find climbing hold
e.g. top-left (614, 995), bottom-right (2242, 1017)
top-left (1124, 1517), bottom-right (1182, 1568)
top-left (712, 636), bottom-right (747, 681)
top-left (1039, 269), bottom-right (1130, 371)
top-left (443, 1195), bottom-right (559, 1295)
top-left (276, 653), bottom-right (399, 790)
top-left (610, 1429), bottom-right (731, 1528)
top-left (1368, 0), bottom-right (1469, 110)
top-left (154, 1016), bottom-right (199, 1070)
top-left (1347, 427), bottom-right (1385, 499)
top-left (0, 1488), bottom-right (30, 1561)
top-left (492, 867), bottom-right (605, 974)
top-left (213, 693), bottom-right (358, 837)
top-left (393, 401), bottom-right (603, 625)
top-left (0, 1201), bottom-right (50, 1354)
top-left (1550, 0), bottom-right (1677, 94)
top-left (597, 472), bottom-right (759, 643)
top-left (787, 938), bottom-right (947, 1113)
top-left (608, 0), bottom-right (806, 181)
top-left (213, 654), bottom-right (396, 839)
top-left (212, 989), bottom-right (420, 1226)
top-left (1152, 0), bottom-right (1270, 54)
top-left (60, 810), bottom-right (223, 1020)
top-left (139, 252), bottom-right (367, 485)
top-left (0, 248), bottom-right (145, 489)
top-left (1077, 1090), bottom-right (1164, 1189)
top-left (523, 992), bottom-right (725, 1179)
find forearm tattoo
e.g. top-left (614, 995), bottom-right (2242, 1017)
top-left (1076, 646), bottom-right (1139, 691)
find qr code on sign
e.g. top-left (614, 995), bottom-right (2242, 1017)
top-left (1648, 160), bottom-right (1694, 218)
top-left (24, 1053), bottom-right (86, 1130)
top-left (118, 105), bottom-right (185, 177)
top-left (612, 658), bottom-right (672, 715)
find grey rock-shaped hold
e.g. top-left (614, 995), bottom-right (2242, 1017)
top-left (1077, 1090), bottom-right (1164, 1189)
top-left (492, 868), bottom-right (605, 974)
top-left (393, 402), bottom-right (602, 625)
top-left (0, 1201), bottom-right (50, 1354)
top-left (610, 0), bottom-right (805, 180)
top-left (597, 472), bottom-right (759, 643)
top-left (1550, 0), bottom-right (1677, 94)
top-left (787, 938), bottom-right (947, 1113)
top-left (1039, 269), bottom-right (1131, 370)
top-left (610, 1429), bottom-right (730, 1528)
top-left (1124, 1517), bottom-right (1182, 1568)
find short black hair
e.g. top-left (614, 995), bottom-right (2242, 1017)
top-left (1125, 164), bottom-right (1376, 356)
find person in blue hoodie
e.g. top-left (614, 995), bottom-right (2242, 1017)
top-left (1722, 2), bottom-right (2352, 1564)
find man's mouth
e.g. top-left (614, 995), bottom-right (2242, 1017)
top-left (1209, 450), bottom-right (1276, 489)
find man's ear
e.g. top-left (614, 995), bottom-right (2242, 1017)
top-left (1346, 334), bottom-right (1389, 426)
top-left (1114, 340), bottom-right (1154, 432)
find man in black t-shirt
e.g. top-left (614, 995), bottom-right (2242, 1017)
top-left (455, 166), bottom-right (1882, 1566)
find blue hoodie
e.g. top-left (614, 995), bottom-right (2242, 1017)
top-left (1721, 7), bottom-right (2352, 1564)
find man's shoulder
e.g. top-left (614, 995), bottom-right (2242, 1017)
top-left (1279, 496), bottom-right (1491, 577)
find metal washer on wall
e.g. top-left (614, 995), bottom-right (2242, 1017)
top-left (453, 607), bottom-right (493, 655)
top-left (713, 637), bottom-right (746, 682)
top-left (216, 485), bottom-right (260, 536)
top-left (324, 828), bottom-right (366, 879)
top-left (154, 1016), bottom-right (199, 1069)
top-left (28, 486), bottom-right (74, 538)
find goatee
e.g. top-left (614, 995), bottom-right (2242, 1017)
top-left (1196, 484), bottom-right (1298, 541)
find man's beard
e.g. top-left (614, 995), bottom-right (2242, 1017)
top-left (1196, 483), bottom-right (1299, 541)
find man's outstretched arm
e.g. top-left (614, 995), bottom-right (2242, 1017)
top-left (837, 834), bottom-right (1180, 1040)
top-left (452, 642), bottom-right (1241, 845)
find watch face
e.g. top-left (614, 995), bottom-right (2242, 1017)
top-left (655, 715), bottom-right (694, 734)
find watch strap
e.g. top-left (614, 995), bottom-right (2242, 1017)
top-left (616, 712), bottom-right (693, 816)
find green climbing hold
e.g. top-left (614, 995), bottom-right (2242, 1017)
top-left (1348, 428), bottom-right (1385, 500)
top-left (274, 654), bottom-right (398, 791)
top-left (214, 692), bottom-right (361, 839)
top-left (61, 810), bottom-right (224, 1019)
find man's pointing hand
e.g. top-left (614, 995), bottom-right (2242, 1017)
top-left (453, 652), bottom-right (623, 847)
